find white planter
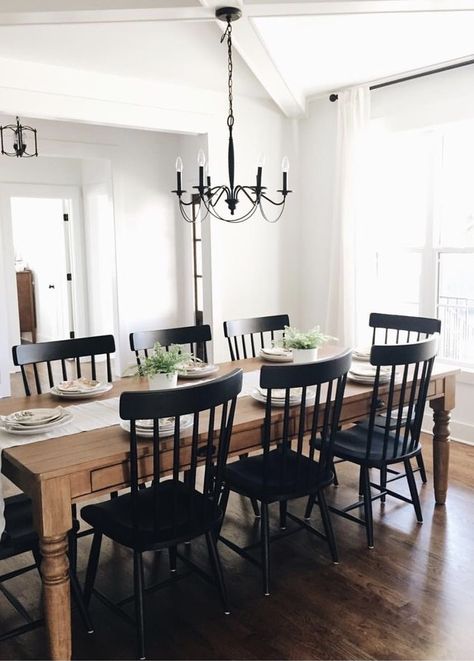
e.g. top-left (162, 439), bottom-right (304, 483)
top-left (148, 372), bottom-right (178, 390)
top-left (292, 348), bottom-right (319, 364)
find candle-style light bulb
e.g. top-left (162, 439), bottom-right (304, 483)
top-left (257, 153), bottom-right (266, 168)
top-left (197, 150), bottom-right (206, 192)
top-left (281, 155), bottom-right (289, 194)
top-left (197, 149), bottom-right (206, 167)
top-left (175, 156), bottom-right (183, 195)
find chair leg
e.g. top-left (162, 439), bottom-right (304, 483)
top-left (358, 467), bottom-right (364, 496)
top-left (279, 501), bottom-right (287, 530)
top-left (169, 546), bottom-right (177, 573)
top-left (205, 530), bottom-right (230, 615)
top-left (317, 490), bottom-right (339, 563)
top-left (260, 502), bottom-right (270, 596)
top-left (250, 498), bottom-right (260, 518)
top-left (332, 460), bottom-right (339, 487)
top-left (70, 571), bottom-right (94, 634)
top-left (133, 551), bottom-right (146, 661)
top-left (304, 494), bottom-right (316, 520)
top-left (380, 466), bottom-right (387, 504)
top-left (405, 458), bottom-right (423, 522)
top-left (83, 532), bottom-right (102, 606)
top-left (218, 485), bottom-right (230, 534)
top-left (362, 467), bottom-right (374, 549)
top-left (416, 452), bottom-right (428, 484)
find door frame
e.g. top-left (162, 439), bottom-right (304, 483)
top-left (0, 182), bottom-right (88, 371)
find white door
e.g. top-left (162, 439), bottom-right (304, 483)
top-left (11, 197), bottom-right (73, 342)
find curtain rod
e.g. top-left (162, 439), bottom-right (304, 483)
top-left (329, 58), bottom-right (474, 102)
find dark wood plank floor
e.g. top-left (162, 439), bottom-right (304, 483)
top-left (2, 432), bottom-right (474, 660)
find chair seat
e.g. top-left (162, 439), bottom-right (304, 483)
top-left (81, 480), bottom-right (222, 551)
top-left (328, 423), bottom-right (421, 467)
top-left (0, 494), bottom-right (37, 560)
top-left (225, 448), bottom-right (333, 503)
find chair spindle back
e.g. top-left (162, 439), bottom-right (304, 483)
top-left (223, 314), bottom-right (290, 361)
top-left (130, 325), bottom-right (211, 366)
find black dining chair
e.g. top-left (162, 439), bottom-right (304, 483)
top-left (0, 493), bottom-right (93, 642)
top-left (312, 336), bottom-right (438, 549)
top-left (223, 315), bottom-right (290, 519)
top-left (219, 349), bottom-right (352, 596)
top-left (130, 325), bottom-right (212, 366)
top-left (324, 313), bottom-right (441, 501)
top-left (223, 314), bottom-right (290, 361)
top-left (12, 334), bottom-right (116, 573)
top-left (81, 369), bottom-right (243, 660)
top-left (369, 313), bottom-right (441, 494)
top-left (12, 334), bottom-right (115, 396)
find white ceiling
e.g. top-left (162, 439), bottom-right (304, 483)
top-left (253, 11), bottom-right (474, 99)
top-left (1, 1), bottom-right (474, 116)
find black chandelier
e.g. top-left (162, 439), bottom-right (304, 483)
top-left (172, 6), bottom-right (291, 224)
top-left (0, 116), bottom-right (38, 158)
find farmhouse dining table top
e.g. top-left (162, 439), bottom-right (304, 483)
top-left (1, 348), bottom-right (458, 660)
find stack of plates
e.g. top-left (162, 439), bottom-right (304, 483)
top-left (178, 360), bottom-right (219, 380)
top-left (352, 347), bottom-right (371, 362)
top-left (0, 407), bottom-right (73, 435)
top-left (120, 414), bottom-right (194, 439)
top-left (259, 347), bottom-right (293, 363)
top-left (250, 386), bottom-right (314, 407)
top-left (51, 377), bottom-right (113, 399)
top-left (348, 365), bottom-right (392, 385)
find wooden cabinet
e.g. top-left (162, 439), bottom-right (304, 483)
top-left (16, 269), bottom-right (36, 343)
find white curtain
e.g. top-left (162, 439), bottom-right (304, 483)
top-left (325, 85), bottom-right (371, 347)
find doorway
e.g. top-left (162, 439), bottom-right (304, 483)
top-left (1, 184), bottom-right (88, 363)
top-left (12, 196), bottom-right (74, 343)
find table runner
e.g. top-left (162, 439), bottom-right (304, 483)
top-left (0, 370), bottom-right (263, 536)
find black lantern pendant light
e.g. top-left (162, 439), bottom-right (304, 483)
top-left (172, 7), bottom-right (291, 224)
top-left (0, 116), bottom-right (38, 158)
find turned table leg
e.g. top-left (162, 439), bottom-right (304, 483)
top-left (33, 476), bottom-right (73, 660)
top-left (40, 534), bottom-right (71, 660)
top-left (430, 377), bottom-right (455, 506)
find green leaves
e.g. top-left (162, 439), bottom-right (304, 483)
top-left (137, 342), bottom-right (192, 376)
top-left (282, 325), bottom-right (334, 350)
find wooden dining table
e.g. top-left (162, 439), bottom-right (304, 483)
top-left (1, 350), bottom-right (458, 660)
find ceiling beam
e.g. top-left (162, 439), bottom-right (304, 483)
top-left (199, 0), bottom-right (305, 117)
top-left (0, 6), bottom-right (214, 27)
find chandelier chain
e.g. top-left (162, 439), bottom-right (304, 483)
top-left (225, 19), bottom-right (234, 130)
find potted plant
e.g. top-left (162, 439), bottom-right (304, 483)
top-left (137, 342), bottom-right (191, 389)
top-left (282, 326), bottom-right (333, 363)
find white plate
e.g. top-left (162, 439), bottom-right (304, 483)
top-left (5, 407), bottom-right (65, 426)
top-left (259, 349), bottom-right (293, 363)
top-left (51, 383), bottom-right (113, 399)
top-left (348, 375), bottom-right (391, 385)
top-left (120, 415), bottom-right (193, 438)
top-left (250, 388), bottom-right (315, 407)
top-left (178, 364), bottom-right (219, 380)
top-left (0, 410), bottom-right (74, 435)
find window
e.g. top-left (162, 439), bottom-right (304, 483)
top-left (356, 120), bottom-right (474, 366)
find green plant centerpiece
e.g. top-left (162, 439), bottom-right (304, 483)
top-left (137, 342), bottom-right (191, 389)
top-left (282, 326), bottom-right (333, 363)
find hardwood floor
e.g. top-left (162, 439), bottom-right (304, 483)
top-left (2, 434), bottom-right (474, 660)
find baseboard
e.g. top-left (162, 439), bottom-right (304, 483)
top-left (422, 413), bottom-right (474, 446)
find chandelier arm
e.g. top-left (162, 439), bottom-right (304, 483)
top-left (206, 186), bottom-right (228, 208)
top-left (201, 196), bottom-right (259, 223)
top-left (237, 186), bottom-right (259, 205)
top-left (259, 192), bottom-right (287, 207)
top-left (259, 199), bottom-right (287, 224)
